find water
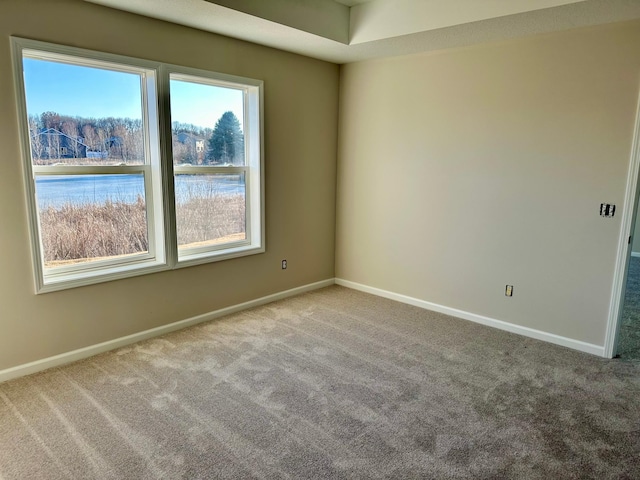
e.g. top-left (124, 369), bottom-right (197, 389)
top-left (35, 174), bottom-right (245, 209)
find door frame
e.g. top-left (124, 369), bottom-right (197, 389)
top-left (605, 90), bottom-right (640, 358)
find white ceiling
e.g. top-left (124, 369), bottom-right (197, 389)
top-left (85, 0), bottom-right (640, 64)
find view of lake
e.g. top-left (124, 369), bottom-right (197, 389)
top-left (35, 174), bottom-right (246, 208)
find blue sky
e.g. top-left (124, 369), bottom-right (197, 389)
top-left (170, 78), bottom-right (243, 130)
top-left (23, 58), bottom-right (243, 129)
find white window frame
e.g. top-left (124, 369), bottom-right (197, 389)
top-left (166, 69), bottom-right (264, 266)
top-left (11, 37), bottom-right (264, 293)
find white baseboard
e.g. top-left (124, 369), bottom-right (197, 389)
top-left (0, 279), bottom-right (335, 384)
top-left (631, 251), bottom-right (640, 258)
top-left (2, 276), bottom-right (607, 384)
top-left (335, 278), bottom-right (605, 357)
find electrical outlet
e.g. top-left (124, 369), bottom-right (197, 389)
top-left (281, 259), bottom-right (287, 270)
top-left (505, 285), bottom-right (513, 297)
top-left (600, 203), bottom-right (616, 217)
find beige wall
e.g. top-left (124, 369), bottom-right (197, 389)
top-left (337, 21), bottom-right (640, 346)
top-left (0, 0), bottom-right (338, 371)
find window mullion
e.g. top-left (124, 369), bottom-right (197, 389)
top-left (158, 65), bottom-right (178, 269)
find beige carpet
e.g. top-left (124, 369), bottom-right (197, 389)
top-left (0, 286), bottom-right (639, 479)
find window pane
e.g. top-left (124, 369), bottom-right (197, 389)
top-left (23, 57), bottom-right (145, 166)
top-left (35, 174), bottom-right (148, 267)
top-left (175, 174), bottom-right (246, 251)
top-left (169, 77), bottom-right (245, 166)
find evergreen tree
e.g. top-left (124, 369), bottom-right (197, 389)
top-left (207, 111), bottom-right (244, 164)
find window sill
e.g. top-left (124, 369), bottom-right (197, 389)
top-left (177, 243), bottom-right (265, 269)
top-left (39, 259), bottom-right (170, 294)
top-left (37, 244), bottom-right (266, 294)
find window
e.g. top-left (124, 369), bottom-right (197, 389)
top-left (12, 38), bottom-right (264, 293)
top-left (169, 73), bottom-right (262, 262)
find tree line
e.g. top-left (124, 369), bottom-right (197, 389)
top-left (28, 111), bottom-right (144, 162)
top-left (28, 110), bottom-right (245, 165)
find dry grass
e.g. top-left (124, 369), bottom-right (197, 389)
top-left (176, 194), bottom-right (245, 248)
top-left (40, 194), bottom-right (246, 267)
top-left (39, 197), bottom-right (148, 266)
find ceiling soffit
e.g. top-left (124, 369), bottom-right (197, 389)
top-left (84, 0), bottom-right (640, 63)
top-left (208, 0), bottom-right (350, 44)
